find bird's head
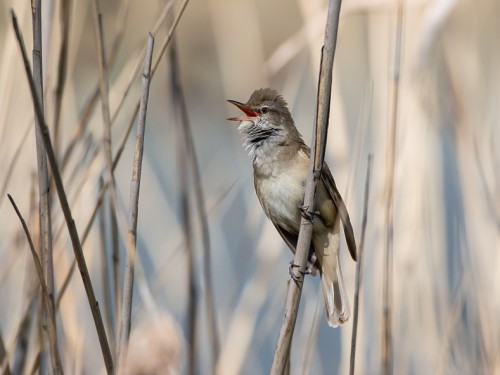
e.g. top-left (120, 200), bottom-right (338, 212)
top-left (227, 88), bottom-right (301, 159)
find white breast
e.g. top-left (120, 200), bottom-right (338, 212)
top-left (255, 150), bottom-right (309, 234)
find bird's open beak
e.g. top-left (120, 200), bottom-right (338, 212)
top-left (227, 100), bottom-right (259, 121)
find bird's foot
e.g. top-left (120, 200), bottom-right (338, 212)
top-left (288, 261), bottom-right (312, 284)
top-left (298, 204), bottom-right (319, 223)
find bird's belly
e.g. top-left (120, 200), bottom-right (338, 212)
top-left (256, 172), bottom-right (305, 234)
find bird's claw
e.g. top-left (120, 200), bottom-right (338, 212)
top-left (288, 261), bottom-right (312, 284)
top-left (298, 204), bottom-right (319, 223)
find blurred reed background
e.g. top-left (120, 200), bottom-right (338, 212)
top-left (0, 0), bottom-right (499, 374)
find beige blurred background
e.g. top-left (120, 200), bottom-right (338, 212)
top-left (0, 0), bottom-right (499, 374)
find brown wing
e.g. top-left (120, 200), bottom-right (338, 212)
top-left (321, 163), bottom-right (357, 261)
top-left (300, 145), bottom-right (357, 261)
top-left (272, 223), bottom-right (299, 254)
top-left (272, 223), bottom-right (320, 274)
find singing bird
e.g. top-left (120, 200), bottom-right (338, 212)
top-left (228, 88), bottom-right (356, 327)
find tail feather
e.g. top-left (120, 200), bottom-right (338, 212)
top-left (314, 229), bottom-right (350, 327)
top-left (320, 256), bottom-right (350, 327)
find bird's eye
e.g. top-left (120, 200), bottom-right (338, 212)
top-left (261, 106), bottom-right (269, 114)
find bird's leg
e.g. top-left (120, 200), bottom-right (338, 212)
top-left (298, 204), bottom-right (320, 223)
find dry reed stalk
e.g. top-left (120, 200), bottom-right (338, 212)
top-left (117, 33), bottom-right (155, 372)
top-left (10, 175), bottom-right (42, 374)
top-left (349, 154), bottom-right (373, 375)
top-left (383, 2), bottom-right (404, 374)
top-left (92, 0), bottom-right (121, 332)
top-left (48, 2), bottom-right (177, 253)
top-left (300, 295), bottom-right (322, 374)
top-left (49, 2), bottom-right (177, 272)
top-left (110, 2), bottom-right (173, 126)
top-left (301, 84), bottom-right (373, 374)
top-left (168, 34), bottom-right (198, 375)
top-left (59, 0), bottom-right (168, 175)
top-left (271, 0), bottom-right (343, 373)
top-left (59, 0), bottom-right (132, 171)
top-left (56, 103), bottom-right (139, 309)
top-left (7, 194), bottom-right (63, 374)
top-left (168, 24), bottom-right (219, 372)
top-left (11, 10), bottom-right (114, 373)
top-left (52, 0), bottom-right (71, 159)
top-left (99, 176), bottom-right (116, 355)
top-left (55, 0), bottom-right (190, 348)
top-left (31, 0), bottom-right (57, 367)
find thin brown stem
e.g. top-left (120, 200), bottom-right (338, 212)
top-left (55, 1), bottom-right (173, 308)
top-left (31, 1), bottom-right (56, 371)
top-left (109, 2), bottom-right (173, 127)
top-left (117, 33), bottom-right (155, 372)
top-left (270, 0), bottom-right (343, 373)
top-left (92, 0), bottom-right (121, 334)
top-left (349, 154), bottom-right (373, 375)
top-left (59, 0), bottom-right (131, 172)
top-left (7, 194), bottom-right (62, 374)
top-left (56, 0), bottom-right (188, 330)
top-left (152, 0), bottom-right (190, 78)
top-left (99, 176), bottom-right (116, 356)
top-left (56, 104), bottom-right (138, 309)
top-left (383, 3), bottom-right (404, 374)
top-left (52, 0), bottom-right (71, 159)
top-left (11, 10), bottom-right (114, 373)
top-left (169, 35), bottom-right (197, 375)
top-left (168, 24), bottom-right (219, 372)
top-left (300, 295), bottom-right (322, 375)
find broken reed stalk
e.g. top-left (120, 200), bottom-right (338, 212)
top-left (270, 0), bottom-right (343, 373)
top-left (349, 154), bottom-right (373, 375)
top-left (7, 194), bottom-right (62, 374)
top-left (10, 10), bottom-right (114, 374)
top-left (383, 2), bottom-right (404, 374)
top-left (117, 33), bottom-right (155, 371)
top-left (9, 175), bottom-right (40, 374)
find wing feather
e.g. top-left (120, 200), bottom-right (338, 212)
top-left (299, 145), bottom-right (357, 261)
top-left (321, 163), bottom-right (357, 261)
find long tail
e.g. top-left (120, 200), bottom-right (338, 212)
top-left (320, 254), bottom-right (350, 327)
top-left (315, 230), bottom-right (350, 327)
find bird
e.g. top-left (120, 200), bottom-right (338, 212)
top-left (227, 88), bottom-right (356, 327)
